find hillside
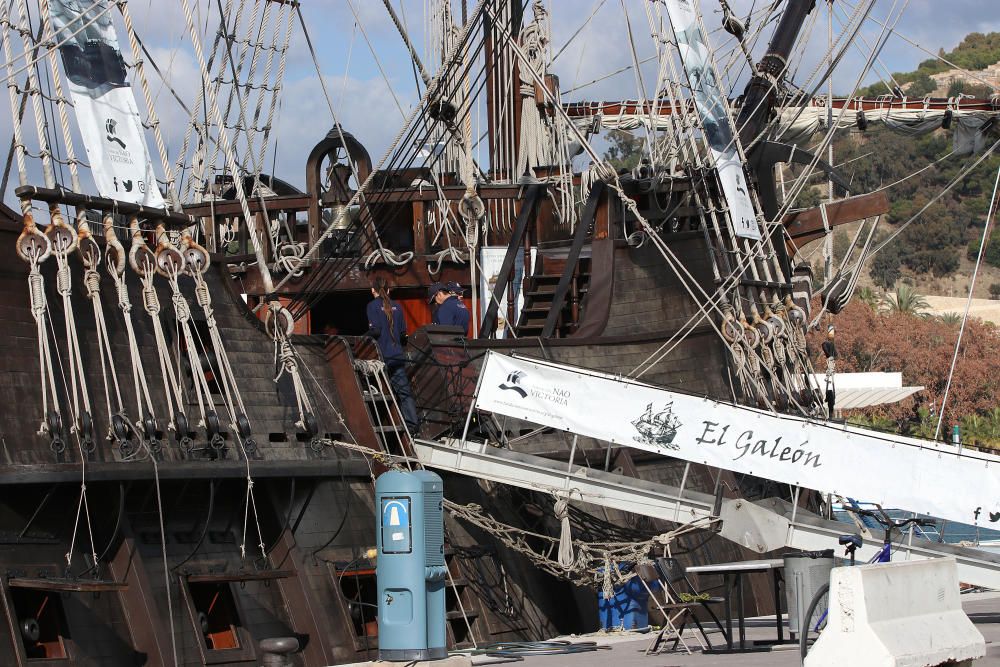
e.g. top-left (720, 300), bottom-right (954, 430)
top-left (857, 32), bottom-right (1000, 98)
top-left (809, 34), bottom-right (1000, 298)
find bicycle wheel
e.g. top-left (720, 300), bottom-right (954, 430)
top-left (798, 582), bottom-right (830, 661)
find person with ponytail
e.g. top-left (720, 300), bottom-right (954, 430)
top-left (366, 277), bottom-right (419, 433)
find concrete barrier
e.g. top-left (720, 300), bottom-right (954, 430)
top-left (804, 557), bottom-right (984, 667)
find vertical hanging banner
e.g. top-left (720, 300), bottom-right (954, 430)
top-left (49, 1), bottom-right (164, 207)
top-left (479, 247), bottom-right (536, 338)
top-left (664, 0), bottom-right (759, 240)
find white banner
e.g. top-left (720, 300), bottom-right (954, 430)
top-left (50, 1), bottom-right (164, 207)
top-left (664, 0), bottom-right (759, 240)
top-left (474, 351), bottom-right (1000, 528)
top-left (479, 246), bottom-right (536, 338)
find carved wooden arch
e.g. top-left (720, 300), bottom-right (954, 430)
top-left (306, 127), bottom-right (372, 246)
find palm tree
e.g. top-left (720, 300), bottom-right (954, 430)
top-left (856, 286), bottom-right (879, 310)
top-left (880, 284), bottom-right (930, 317)
top-left (939, 312), bottom-right (962, 326)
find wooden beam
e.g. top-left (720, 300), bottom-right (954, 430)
top-left (108, 520), bottom-right (172, 667)
top-left (563, 95), bottom-right (1000, 118)
top-left (269, 524), bottom-right (339, 666)
top-left (183, 193), bottom-right (313, 218)
top-left (6, 578), bottom-right (127, 592)
top-left (15, 185), bottom-right (194, 227)
top-left (0, 459), bottom-right (371, 484)
top-left (236, 260), bottom-right (474, 296)
top-left (185, 570), bottom-right (292, 583)
top-left (782, 191), bottom-right (890, 252)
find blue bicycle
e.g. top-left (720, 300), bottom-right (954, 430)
top-left (798, 507), bottom-right (935, 660)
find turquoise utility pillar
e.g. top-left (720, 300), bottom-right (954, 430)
top-left (375, 470), bottom-right (447, 661)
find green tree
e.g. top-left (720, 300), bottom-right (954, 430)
top-left (870, 244), bottom-right (902, 289)
top-left (792, 186), bottom-right (822, 210)
top-left (856, 285), bottom-right (879, 309)
top-left (603, 130), bottom-right (643, 172)
top-left (967, 235), bottom-right (1000, 268)
top-left (881, 284), bottom-right (930, 316)
top-left (948, 79), bottom-right (995, 98)
top-left (907, 72), bottom-right (936, 96)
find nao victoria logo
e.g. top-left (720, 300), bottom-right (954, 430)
top-left (105, 118), bottom-right (127, 149)
top-left (498, 371), bottom-right (528, 398)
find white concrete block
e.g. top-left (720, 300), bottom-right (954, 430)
top-left (804, 557), bottom-right (984, 667)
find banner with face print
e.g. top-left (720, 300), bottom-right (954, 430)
top-left (664, 0), bottom-right (759, 239)
top-left (50, 0), bottom-right (164, 207)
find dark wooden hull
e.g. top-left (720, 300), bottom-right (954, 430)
top-left (0, 220), bottom-right (570, 665)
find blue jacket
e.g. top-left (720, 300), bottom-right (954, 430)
top-left (366, 297), bottom-right (408, 365)
top-left (433, 295), bottom-right (470, 335)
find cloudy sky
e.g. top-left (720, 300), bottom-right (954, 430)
top-left (3, 0), bottom-right (999, 205)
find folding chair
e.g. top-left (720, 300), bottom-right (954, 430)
top-left (636, 562), bottom-right (700, 655)
top-left (651, 557), bottom-right (728, 651)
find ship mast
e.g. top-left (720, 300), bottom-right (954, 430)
top-left (735, 0), bottom-right (818, 150)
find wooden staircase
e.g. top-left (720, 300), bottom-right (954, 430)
top-left (515, 253), bottom-right (592, 338)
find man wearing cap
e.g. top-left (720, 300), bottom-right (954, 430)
top-left (429, 281), bottom-right (470, 335)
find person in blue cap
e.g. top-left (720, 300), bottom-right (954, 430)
top-left (429, 280), bottom-right (470, 335)
top-left (366, 277), bottom-right (419, 433)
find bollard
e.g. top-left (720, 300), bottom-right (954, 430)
top-left (259, 636), bottom-right (299, 667)
top-left (375, 470), bottom-right (447, 661)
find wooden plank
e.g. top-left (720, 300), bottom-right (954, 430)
top-left (0, 459), bottom-right (371, 485)
top-left (238, 257), bottom-right (474, 296)
top-left (15, 185), bottom-right (194, 227)
top-left (322, 338), bottom-right (389, 473)
top-left (109, 522), bottom-right (172, 667)
top-left (782, 191), bottom-right (890, 251)
top-left (7, 578), bottom-right (127, 592)
top-left (185, 570), bottom-right (293, 583)
top-left (269, 523), bottom-right (339, 666)
top-left (183, 194), bottom-right (313, 218)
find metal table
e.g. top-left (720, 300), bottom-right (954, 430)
top-left (686, 558), bottom-right (785, 653)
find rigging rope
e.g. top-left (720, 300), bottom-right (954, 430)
top-left (49, 205), bottom-right (96, 453)
top-left (77, 217), bottom-right (130, 454)
top-left (272, 0), bottom-right (493, 296)
top-left (934, 160), bottom-right (1000, 441)
top-left (154, 225), bottom-right (221, 450)
top-left (13, 0), bottom-right (54, 187)
top-left (182, 232), bottom-right (256, 453)
top-left (180, 0), bottom-right (276, 292)
top-left (269, 304), bottom-right (317, 439)
top-left (37, 0), bottom-right (81, 192)
top-left (16, 205), bottom-right (62, 451)
top-left (130, 218), bottom-right (191, 449)
top-left (490, 4), bottom-right (818, 413)
top-left (104, 215), bottom-right (161, 453)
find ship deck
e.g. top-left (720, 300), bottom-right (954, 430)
top-left (466, 592), bottom-right (1000, 667)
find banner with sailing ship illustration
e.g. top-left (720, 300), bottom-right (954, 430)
top-left (474, 351), bottom-right (1000, 528)
top-left (664, 0), bottom-right (759, 240)
top-left (50, 0), bottom-right (164, 207)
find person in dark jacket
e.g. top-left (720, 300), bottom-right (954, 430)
top-left (429, 281), bottom-right (470, 335)
top-left (366, 277), bottom-right (419, 433)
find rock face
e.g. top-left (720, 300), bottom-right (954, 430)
top-left (903, 60), bottom-right (1000, 97)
